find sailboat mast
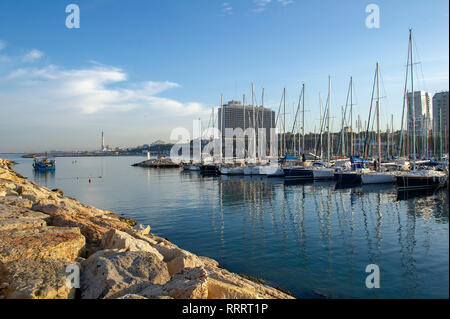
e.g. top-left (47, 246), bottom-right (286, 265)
top-left (341, 105), bottom-right (345, 157)
top-left (243, 94), bottom-right (246, 161)
top-left (220, 94), bottom-right (224, 161)
top-left (252, 83), bottom-right (256, 160)
top-left (376, 62), bottom-right (381, 171)
top-left (391, 114), bottom-right (394, 157)
top-left (302, 83), bottom-right (305, 156)
top-left (327, 76), bottom-right (331, 162)
top-left (440, 108), bottom-right (443, 159)
top-left (283, 88), bottom-right (286, 156)
top-left (410, 29), bottom-right (416, 170)
top-left (262, 88), bottom-right (265, 159)
top-left (319, 93), bottom-right (323, 159)
top-left (350, 76), bottom-right (353, 157)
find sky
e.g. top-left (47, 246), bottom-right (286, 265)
top-left (0, 0), bottom-right (448, 153)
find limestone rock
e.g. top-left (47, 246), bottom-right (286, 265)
top-left (51, 189), bottom-right (64, 197)
top-left (0, 226), bottom-right (85, 264)
top-left (204, 265), bottom-right (294, 299)
top-left (123, 228), bottom-right (158, 246)
top-left (133, 224), bottom-right (151, 235)
top-left (0, 196), bottom-right (33, 208)
top-left (152, 243), bottom-right (204, 276)
top-left (0, 258), bottom-right (78, 299)
top-left (0, 204), bottom-right (50, 231)
top-left (139, 267), bottom-right (209, 299)
top-left (100, 229), bottom-right (164, 261)
top-left (167, 251), bottom-right (204, 276)
top-left (81, 250), bottom-right (171, 299)
top-left (117, 294), bottom-right (148, 299)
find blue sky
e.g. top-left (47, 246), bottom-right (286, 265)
top-left (0, 0), bottom-right (448, 152)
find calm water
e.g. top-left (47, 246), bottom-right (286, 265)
top-left (2, 154), bottom-right (448, 299)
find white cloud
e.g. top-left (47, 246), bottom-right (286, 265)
top-left (221, 2), bottom-right (233, 15)
top-left (253, 0), bottom-right (293, 13)
top-left (1, 63), bottom-right (207, 116)
top-left (253, 0), bottom-right (272, 13)
top-left (277, 0), bottom-right (293, 5)
top-left (0, 40), bottom-right (5, 51)
top-left (23, 49), bottom-right (44, 62)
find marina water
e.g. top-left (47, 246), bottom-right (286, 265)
top-left (3, 154), bottom-right (448, 299)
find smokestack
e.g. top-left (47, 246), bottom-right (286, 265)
top-left (101, 131), bottom-right (105, 151)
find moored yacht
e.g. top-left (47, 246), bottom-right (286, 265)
top-left (283, 167), bottom-right (314, 180)
top-left (361, 171), bottom-right (397, 184)
top-left (396, 170), bottom-right (447, 190)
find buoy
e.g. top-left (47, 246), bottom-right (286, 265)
top-left (89, 178), bottom-right (91, 183)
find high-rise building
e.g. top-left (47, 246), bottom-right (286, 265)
top-left (432, 91), bottom-right (449, 136)
top-left (101, 131), bottom-right (105, 151)
top-left (407, 91), bottom-right (432, 137)
top-left (218, 100), bottom-right (275, 137)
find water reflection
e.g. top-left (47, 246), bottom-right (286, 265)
top-left (33, 170), bottom-right (55, 187)
top-left (214, 176), bottom-right (448, 298)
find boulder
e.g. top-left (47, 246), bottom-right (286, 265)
top-left (139, 267), bottom-right (209, 299)
top-left (0, 226), bottom-right (85, 264)
top-left (152, 243), bottom-right (204, 276)
top-left (100, 229), bottom-right (164, 261)
top-left (51, 189), bottom-right (64, 197)
top-left (0, 196), bottom-right (33, 208)
top-left (167, 251), bottom-right (204, 276)
top-left (0, 258), bottom-right (78, 299)
top-left (204, 265), bottom-right (294, 299)
top-left (0, 204), bottom-right (50, 231)
top-left (133, 224), bottom-right (151, 235)
top-left (81, 250), bottom-right (171, 299)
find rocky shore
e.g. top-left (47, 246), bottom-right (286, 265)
top-left (0, 158), bottom-right (294, 299)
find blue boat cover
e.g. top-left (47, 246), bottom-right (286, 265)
top-left (281, 155), bottom-right (300, 163)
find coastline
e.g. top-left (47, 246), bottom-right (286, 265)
top-left (0, 158), bottom-right (294, 299)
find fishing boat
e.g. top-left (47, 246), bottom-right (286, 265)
top-left (33, 157), bottom-right (55, 171)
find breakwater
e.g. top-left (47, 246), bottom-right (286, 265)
top-left (0, 158), bottom-right (293, 299)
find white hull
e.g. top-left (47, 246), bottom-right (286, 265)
top-left (361, 172), bottom-right (396, 184)
top-left (312, 168), bottom-right (335, 180)
top-left (260, 165), bottom-right (284, 177)
top-left (252, 166), bottom-right (262, 175)
top-left (220, 166), bottom-right (244, 175)
top-left (243, 166), bottom-right (253, 175)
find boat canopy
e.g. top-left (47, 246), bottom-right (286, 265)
top-left (280, 155), bottom-right (300, 163)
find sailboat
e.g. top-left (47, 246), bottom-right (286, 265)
top-left (396, 29), bottom-right (447, 190)
top-left (360, 62), bottom-right (396, 184)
